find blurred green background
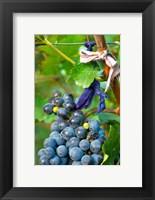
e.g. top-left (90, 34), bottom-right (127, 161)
top-left (35, 35), bottom-right (120, 165)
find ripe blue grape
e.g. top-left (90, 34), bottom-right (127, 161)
top-left (50, 121), bottom-right (60, 132)
top-left (52, 90), bottom-right (61, 97)
top-left (69, 147), bottom-right (83, 161)
top-left (39, 155), bottom-right (49, 165)
top-left (71, 110), bottom-right (84, 121)
top-left (57, 108), bottom-right (68, 119)
top-left (72, 161), bottom-right (81, 165)
top-left (50, 155), bottom-right (61, 165)
top-left (63, 93), bottom-right (74, 102)
top-left (90, 139), bottom-right (102, 153)
top-left (58, 121), bottom-right (69, 131)
top-left (44, 147), bottom-right (55, 159)
top-left (79, 139), bottom-right (90, 151)
top-left (75, 126), bottom-right (86, 139)
top-left (61, 127), bottom-right (75, 141)
top-left (43, 103), bottom-right (53, 115)
top-left (38, 148), bottom-right (46, 157)
top-left (54, 97), bottom-right (64, 106)
top-left (81, 155), bottom-right (92, 165)
top-left (69, 137), bottom-right (79, 148)
top-left (60, 157), bottom-right (69, 165)
top-left (88, 120), bottom-right (100, 131)
top-left (64, 101), bottom-right (75, 112)
top-left (91, 154), bottom-right (103, 165)
top-left (56, 145), bottom-right (68, 157)
top-left (69, 116), bottom-right (82, 128)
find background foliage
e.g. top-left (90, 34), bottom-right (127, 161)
top-left (35, 35), bottom-right (120, 165)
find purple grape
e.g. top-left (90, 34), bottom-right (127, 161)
top-left (69, 147), bottom-right (83, 161)
top-left (90, 139), bottom-right (102, 153)
top-left (69, 137), bottom-right (80, 148)
top-left (79, 139), bottom-right (90, 151)
top-left (56, 145), bottom-right (68, 157)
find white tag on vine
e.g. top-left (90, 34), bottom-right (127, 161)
top-left (80, 50), bottom-right (120, 92)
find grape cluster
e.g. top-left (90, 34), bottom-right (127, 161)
top-left (38, 90), bottom-right (106, 165)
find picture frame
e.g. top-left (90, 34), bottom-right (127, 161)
top-left (0, 0), bottom-right (155, 199)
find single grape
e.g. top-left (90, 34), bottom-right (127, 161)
top-left (38, 148), bottom-right (46, 157)
top-left (71, 110), bottom-right (84, 121)
top-left (81, 155), bottom-right (92, 165)
top-left (75, 126), bottom-right (86, 139)
top-left (52, 90), bottom-right (61, 97)
top-left (90, 140), bottom-right (102, 153)
top-left (56, 145), bottom-right (68, 157)
top-left (69, 137), bottom-right (80, 148)
top-left (39, 155), bottom-right (49, 165)
top-left (44, 147), bottom-right (55, 159)
top-left (88, 120), bottom-right (100, 131)
top-left (53, 106), bottom-right (59, 113)
top-left (43, 138), bottom-right (57, 149)
top-left (83, 122), bottom-right (89, 129)
top-left (50, 121), bottom-right (60, 132)
top-left (69, 116), bottom-right (82, 129)
top-left (63, 93), bottom-right (74, 102)
top-left (60, 157), bottom-right (69, 165)
top-left (72, 161), bottom-right (81, 165)
top-left (64, 101), bottom-right (75, 112)
top-left (43, 103), bottom-right (53, 115)
top-left (58, 121), bottom-right (69, 131)
top-left (61, 127), bottom-right (75, 141)
top-left (57, 108), bottom-right (68, 119)
top-left (79, 139), bottom-right (90, 151)
top-left (91, 154), bottom-right (103, 165)
top-left (50, 155), bottom-right (61, 165)
top-left (54, 97), bottom-right (64, 107)
top-left (69, 147), bottom-right (83, 161)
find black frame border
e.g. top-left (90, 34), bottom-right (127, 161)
top-left (0, 0), bottom-right (155, 199)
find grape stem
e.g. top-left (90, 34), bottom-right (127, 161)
top-left (44, 39), bottom-right (76, 65)
top-left (36, 36), bottom-right (76, 65)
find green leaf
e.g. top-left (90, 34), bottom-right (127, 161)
top-left (98, 112), bottom-right (120, 125)
top-left (102, 125), bottom-right (120, 165)
top-left (68, 62), bottom-right (99, 88)
top-left (35, 96), bottom-right (47, 121)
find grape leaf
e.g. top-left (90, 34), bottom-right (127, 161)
top-left (98, 112), bottom-right (120, 125)
top-left (102, 125), bottom-right (120, 165)
top-left (35, 96), bottom-right (47, 121)
top-left (68, 62), bottom-right (99, 88)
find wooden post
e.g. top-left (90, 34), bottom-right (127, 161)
top-left (94, 35), bottom-right (120, 107)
